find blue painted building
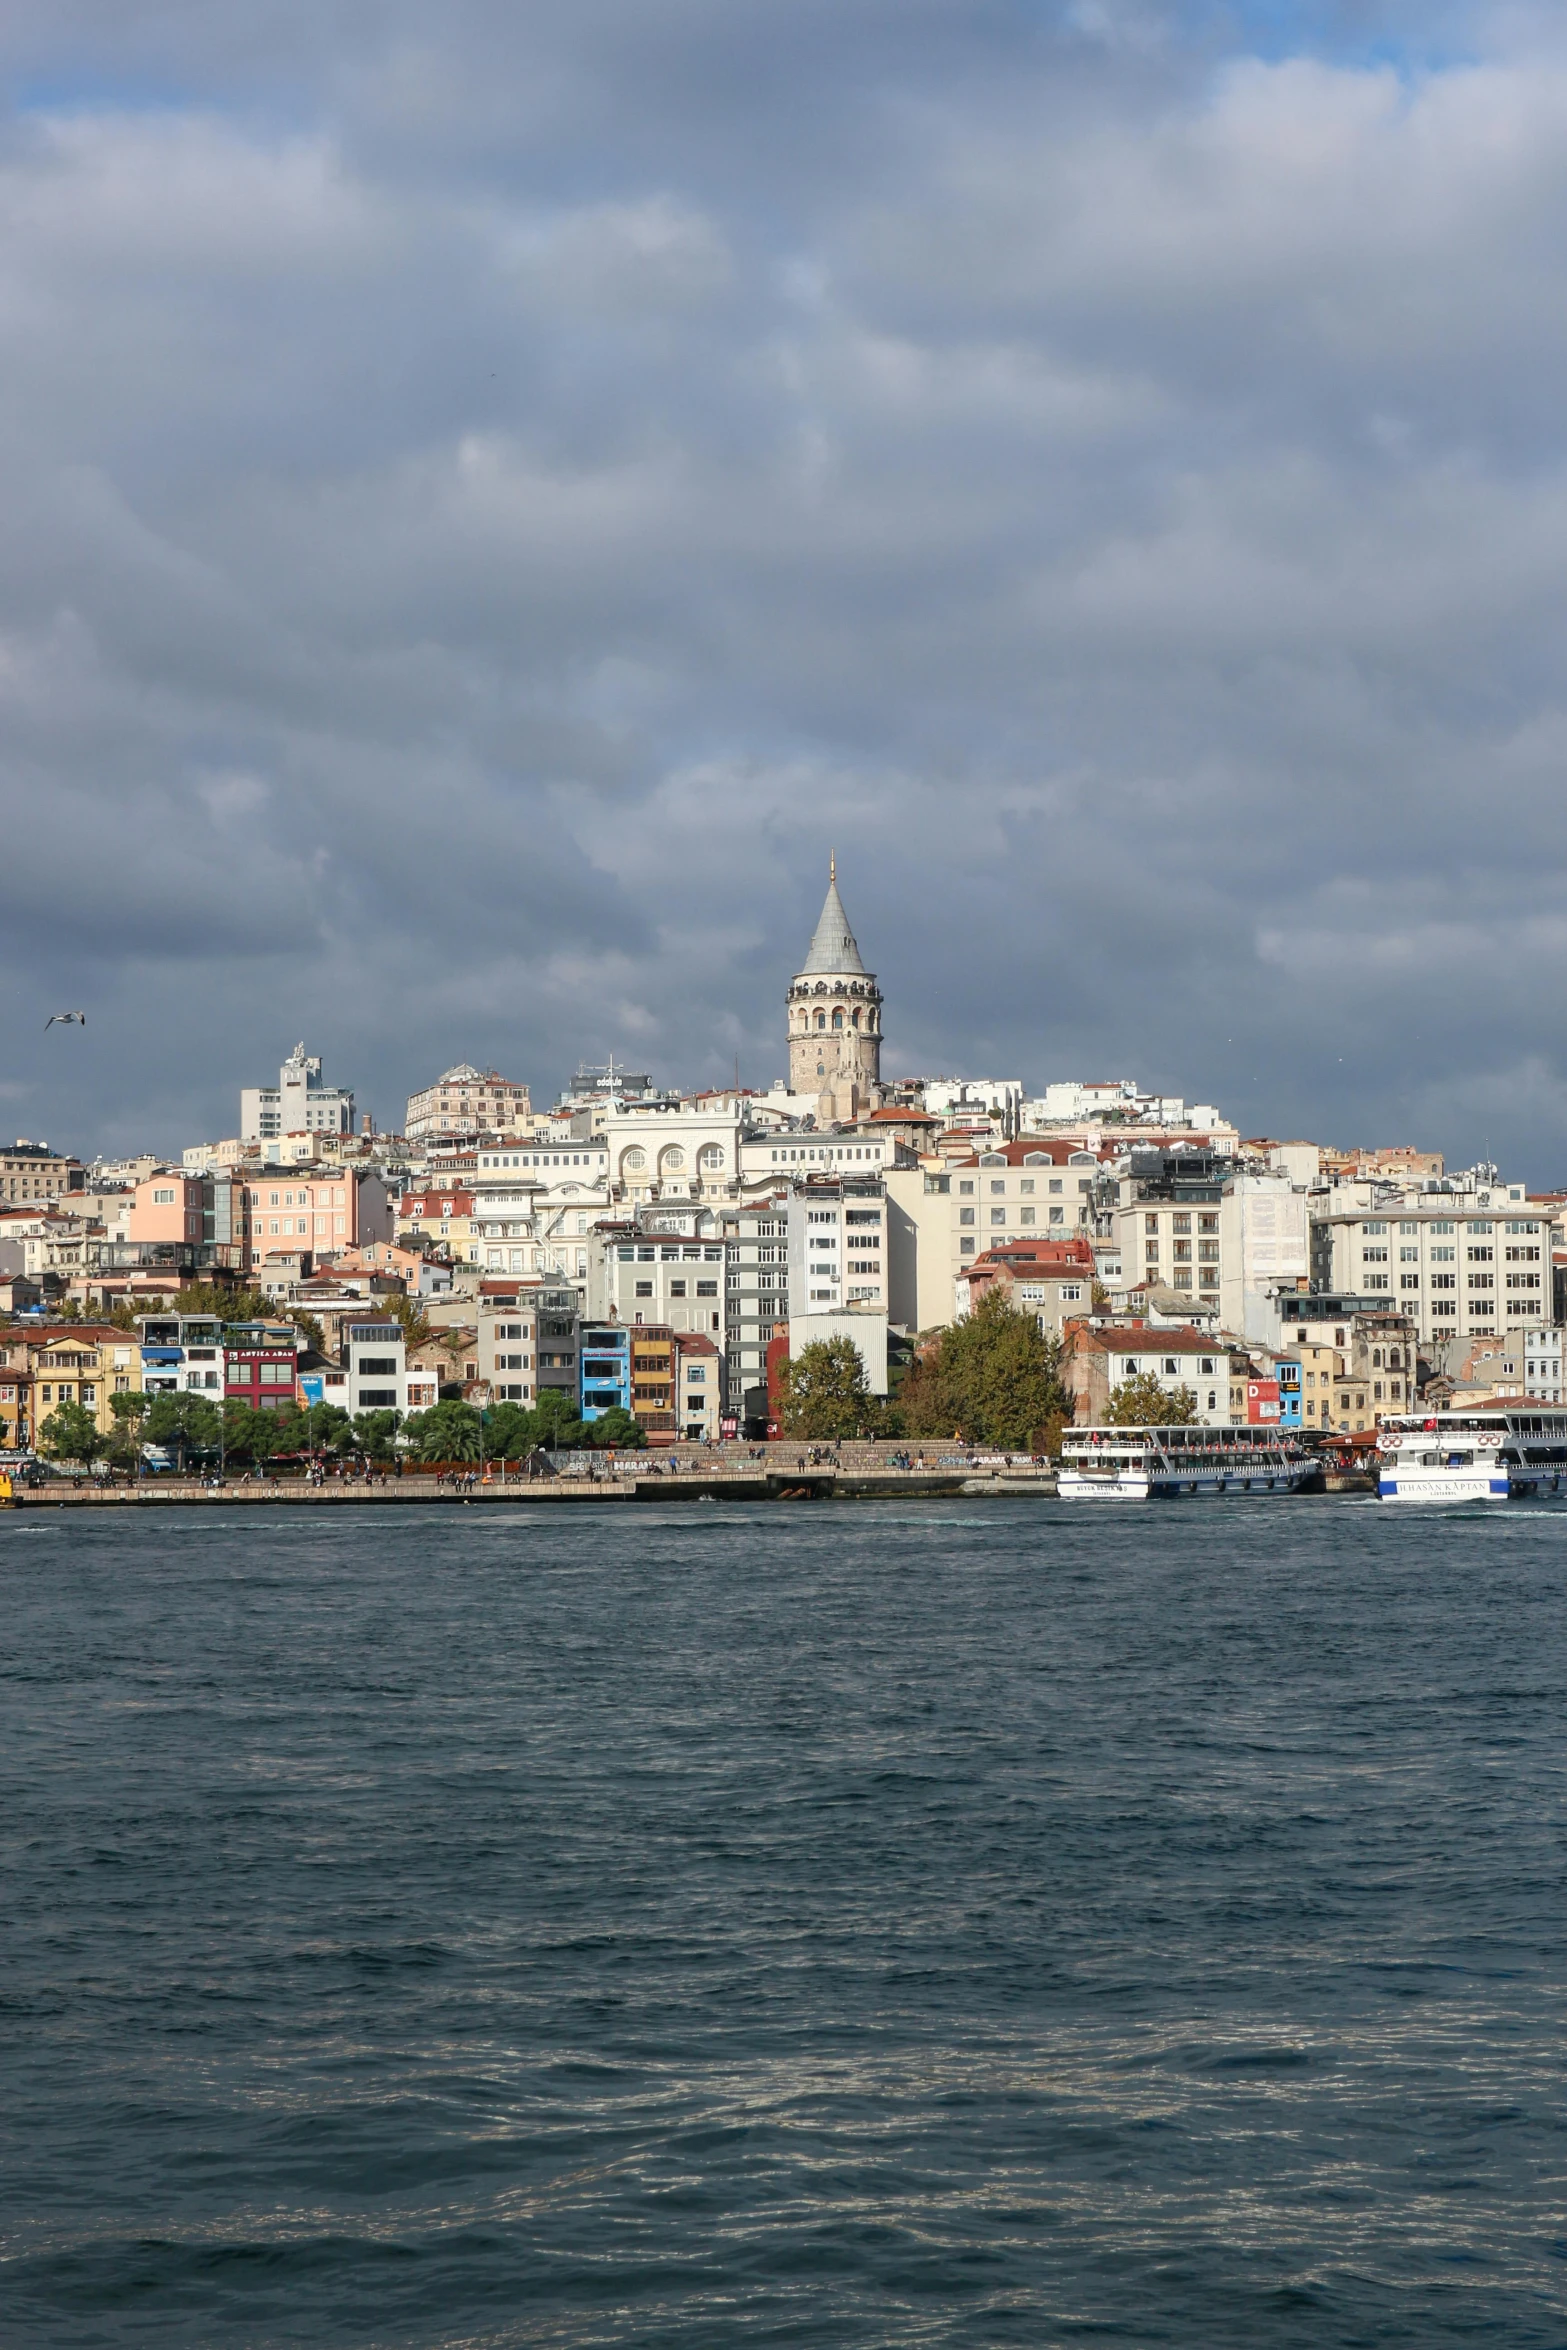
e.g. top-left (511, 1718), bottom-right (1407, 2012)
top-left (1274, 1355), bottom-right (1302, 1429)
top-left (579, 1325), bottom-right (632, 1422)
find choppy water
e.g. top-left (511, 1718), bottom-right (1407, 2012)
top-left (3, 1499), bottom-right (1567, 2347)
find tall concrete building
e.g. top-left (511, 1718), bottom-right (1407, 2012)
top-left (241, 1044), bottom-right (356, 1144)
top-left (786, 861), bottom-right (882, 1124)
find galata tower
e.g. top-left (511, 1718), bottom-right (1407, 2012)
top-left (786, 859), bottom-right (883, 1123)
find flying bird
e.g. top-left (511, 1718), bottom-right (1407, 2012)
top-left (44, 1011), bottom-right (86, 1029)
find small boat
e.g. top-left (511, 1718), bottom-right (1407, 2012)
top-left (1377, 1405), bottom-right (1567, 1502)
top-left (1059, 1424), bottom-right (1313, 1500)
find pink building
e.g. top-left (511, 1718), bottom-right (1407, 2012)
top-left (129, 1172), bottom-right (206, 1246)
top-left (238, 1170), bottom-right (389, 1272)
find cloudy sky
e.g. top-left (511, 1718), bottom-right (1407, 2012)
top-left (4, 0), bottom-right (1567, 1173)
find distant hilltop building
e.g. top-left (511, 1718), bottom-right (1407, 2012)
top-left (241, 1044), bottom-right (356, 1144)
top-left (787, 860), bottom-right (883, 1126)
top-left (405, 1063), bottom-right (531, 1143)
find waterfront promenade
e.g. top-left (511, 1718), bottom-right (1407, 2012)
top-left (9, 1466), bottom-right (1052, 1504)
top-left (8, 1446), bottom-right (1058, 1507)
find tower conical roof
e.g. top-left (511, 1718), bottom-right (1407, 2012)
top-left (800, 865), bottom-right (867, 976)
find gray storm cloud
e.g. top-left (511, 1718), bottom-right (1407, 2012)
top-left (1, 1), bottom-right (1566, 1172)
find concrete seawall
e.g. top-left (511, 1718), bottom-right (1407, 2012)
top-left (10, 1470), bottom-right (1059, 1508)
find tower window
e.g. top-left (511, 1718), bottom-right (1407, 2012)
top-left (816, 1011), bottom-right (826, 1029)
top-left (832, 1009), bottom-right (843, 1029)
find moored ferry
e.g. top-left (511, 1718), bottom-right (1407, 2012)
top-left (1059, 1424), bottom-right (1314, 1501)
top-left (1377, 1406), bottom-right (1567, 1503)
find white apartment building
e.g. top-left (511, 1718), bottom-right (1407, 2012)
top-left (603, 1106), bottom-right (744, 1207)
top-left (340, 1321), bottom-right (407, 1416)
top-left (1066, 1324), bottom-right (1251, 1427)
top-left (787, 1305), bottom-right (889, 1397)
top-left (477, 1138), bottom-right (611, 1186)
top-left (586, 1224), bottom-right (727, 1337)
top-left (741, 1132), bottom-right (893, 1186)
top-left (1024, 1080), bottom-right (1228, 1132)
top-left (787, 1179), bottom-right (886, 1318)
top-left (784, 1179), bottom-right (890, 1393)
top-left (1309, 1180), bottom-right (1559, 1347)
top-left (919, 1078), bottom-right (1024, 1137)
top-left (1524, 1326), bottom-right (1565, 1403)
top-left (468, 1175), bottom-right (611, 1281)
top-left (241, 1044), bottom-right (356, 1144)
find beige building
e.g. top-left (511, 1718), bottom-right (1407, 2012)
top-left (405, 1064), bottom-right (532, 1143)
top-left (786, 863), bottom-right (882, 1123)
top-left (1308, 1181), bottom-right (1560, 1347)
top-left (0, 1143), bottom-right (85, 1207)
top-left (886, 1141), bottom-right (1101, 1333)
top-left (474, 1287), bottom-right (580, 1406)
top-left (674, 1332), bottom-right (722, 1439)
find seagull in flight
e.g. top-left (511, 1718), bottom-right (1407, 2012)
top-left (44, 1011), bottom-right (86, 1029)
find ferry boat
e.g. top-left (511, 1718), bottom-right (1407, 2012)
top-left (1377, 1406), bottom-right (1567, 1503)
top-left (1059, 1424), bottom-right (1314, 1501)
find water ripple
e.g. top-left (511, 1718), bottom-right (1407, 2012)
top-left (2, 1499), bottom-right (1566, 2344)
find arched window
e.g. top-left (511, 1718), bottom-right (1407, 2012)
top-left (832, 1009), bottom-right (844, 1030)
top-left (816, 1010), bottom-right (827, 1029)
top-left (852, 1008), bottom-right (861, 1028)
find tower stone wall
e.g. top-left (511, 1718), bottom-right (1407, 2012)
top-left (787, 867), bottom-right (882, 1123)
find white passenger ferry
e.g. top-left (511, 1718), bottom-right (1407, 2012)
top-left (1377, 1406), bottom-right (1567, 1503)
top-left (1059, 1424), bottom-right (1314, 1501)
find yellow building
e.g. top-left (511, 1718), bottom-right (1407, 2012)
top-left (395, 1186), bottom-right (481, 1265)
top-left (1295, 1342), bottom-right (1342, 1433)
top-left (0, 1324), bottom-right (143, 1450)
top-left (630, 1328), bottom-right (675, 1437)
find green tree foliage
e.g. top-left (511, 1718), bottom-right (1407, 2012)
top-left (282, 1308), bottom-right (326, 1355)
top-left (38, 1397), bottom-right (101, 1462)
top-left (349, 1408), bottom-right (403, 1460)
top-left (293, 1401), bottom-right (353, 1457)
top-left (403, 1399), bottom-right (483, 1463)
top-left (900, 1290), bottom-right (1069, 1451)
top-left (482, 1401), bottom-right (538, 1460)
top-left (143, 1391), bottom-right (222, 1468)
top-left (167, 1281), bottom-right (273, 1325)
top-left (103, 1389), bottom-right (151, 1467)
top-left (583, 1405), bottom-right (645, 1449)
top-left (777, 1336), bottom-right (886, 1440)
top-left (219, 1400), bottom-right (264, 1462)
top-left (384, 1292), bottom-right (435, 1357)
top-left (532, 1386), bottom-right (587, 1448)
top-left (1102, 1371), bottom-right (1198, 1426)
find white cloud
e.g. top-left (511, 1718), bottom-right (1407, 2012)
top-left (0, 7), bottom-right (1565, 1175)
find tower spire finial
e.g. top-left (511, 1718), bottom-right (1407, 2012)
top-left (830, 849), bottom-right (836, 883)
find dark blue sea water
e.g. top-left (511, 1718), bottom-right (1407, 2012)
top-left (3, 1498), bottom-right (1567, 2348)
